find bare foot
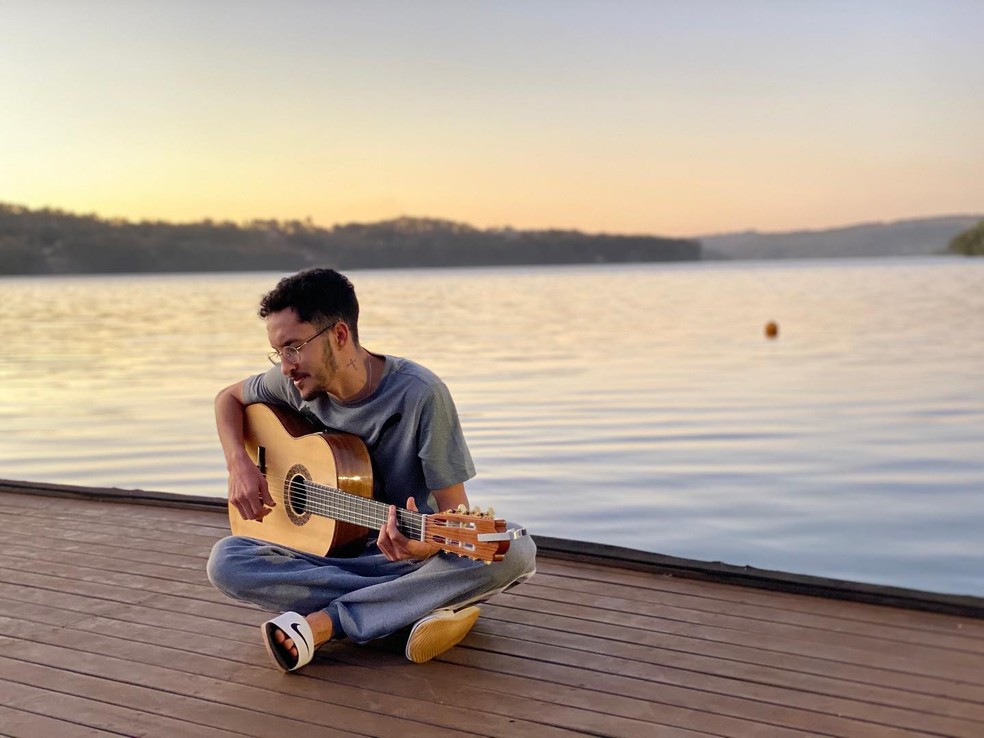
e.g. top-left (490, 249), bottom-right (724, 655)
top-left (271, 626), bottom-right (300, 663)
top-left (270, 610), bottom-right (335, 664)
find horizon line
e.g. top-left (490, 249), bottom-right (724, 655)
top-left (2, 200), bottom-right (981, 241)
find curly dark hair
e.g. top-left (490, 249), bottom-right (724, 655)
top-left (258, 268), bottom-right (360, 343)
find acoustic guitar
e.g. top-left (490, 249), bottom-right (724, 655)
top-left (228, 403), bottom-right (525, 563)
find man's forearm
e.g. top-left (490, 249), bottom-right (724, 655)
top-left (215, 381), bottom-right (251, 470)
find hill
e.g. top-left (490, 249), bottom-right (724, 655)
top-left (3, 203), bottom-right (977, 275)
top-left (699, 215), bottom-right (982, 260)
top-left (0, 204), bottom-right (699, 275)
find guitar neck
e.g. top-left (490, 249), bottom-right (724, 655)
top-left (289, 477), bottom-right (425, 540)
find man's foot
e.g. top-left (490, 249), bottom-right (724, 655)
top-left (261, 610), bottom-right (333, 672)
top-left (270, 626), bottom-right (300, 661)
top-left (405, 606), bottom-right (481, 664)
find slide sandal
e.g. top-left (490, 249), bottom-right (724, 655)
top-left (261, 611), bottom-right (315, 672)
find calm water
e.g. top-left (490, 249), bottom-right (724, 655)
top-left (2, 258), bottom-right (983, 596)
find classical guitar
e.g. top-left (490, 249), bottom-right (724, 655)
top-left (228, 402), bottom-right (525, 563)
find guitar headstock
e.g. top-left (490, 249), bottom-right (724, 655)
top-left (422, 505), bottom-right (523, 563)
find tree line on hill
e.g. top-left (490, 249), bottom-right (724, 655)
top-left (948, 220), bottom-right (984, 256)
top-left (0, 203), bottom-right (701, 275)
top-left (699, 215), bottom-right (983, 260)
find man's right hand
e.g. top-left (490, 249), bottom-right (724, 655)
top-left (228, 457), bottom-right (276, 521)
top-left (216, 381), bottom-right (276, 522)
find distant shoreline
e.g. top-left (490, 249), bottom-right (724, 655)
top-left (698, 214), bottom-right (981, 260)
top-left (1, 202), bottom-right (979, 275)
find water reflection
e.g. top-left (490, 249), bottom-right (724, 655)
top-left (1, 258), bottom-right (983, 595)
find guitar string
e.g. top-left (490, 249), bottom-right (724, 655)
top-left (256, 470), bottom-right (427, 537)
top-left (256, 469), bottom-right (497, 534)
top-left (246, 470), bottom-right (500, 559)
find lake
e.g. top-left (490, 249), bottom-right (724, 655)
top-left (2, 257), bottom-right (982, 596)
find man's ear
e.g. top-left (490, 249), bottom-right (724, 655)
top-left (332, 320), bottom-right (352, 348)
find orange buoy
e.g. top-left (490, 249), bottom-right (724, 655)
top-left (765, 321), bottom-right (779, 339)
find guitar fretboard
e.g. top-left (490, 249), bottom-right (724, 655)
top-left (272, 474), bottom-right (425, 540)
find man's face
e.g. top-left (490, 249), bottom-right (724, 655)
top-left (266, 308), bottom-right (338, 400)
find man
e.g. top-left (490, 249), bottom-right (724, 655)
top-left (207, 268), bottom-right (536, 671)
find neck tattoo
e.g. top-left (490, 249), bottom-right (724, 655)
top-left (330, 356), bottom-right (374, 404)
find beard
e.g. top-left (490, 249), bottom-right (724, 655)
top-left (294, 339), bottom-right (339, 401)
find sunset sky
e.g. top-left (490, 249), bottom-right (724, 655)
top-left (2, 0), bottom-right (982, 237)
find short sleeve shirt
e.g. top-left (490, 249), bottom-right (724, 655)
top-left (242, 355), bottom-right (475, 513)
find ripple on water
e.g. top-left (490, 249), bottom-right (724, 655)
top-left (2, 260), bottom-right (983, 596)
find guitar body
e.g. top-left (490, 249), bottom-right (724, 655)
top-left (229, 403), bottom-right (525, 562)
top-left (230, 402), bottom-right (373, 557)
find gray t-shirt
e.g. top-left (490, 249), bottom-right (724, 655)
top-left (242, 355), bottom-right (475, 513)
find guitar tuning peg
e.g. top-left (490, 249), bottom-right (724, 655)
top-left (456, 504), bottom-right (467, 513)
top-left (486, 506), bottom-right (495, 518)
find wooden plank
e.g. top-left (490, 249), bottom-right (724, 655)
top-left (4, 540), bottom-right (213, 586)
top-left (0, 554), bottom-right (218, 604)
top-left (441, 648), bottom-right (928, 738)
top-left (0, 613), bottom-right (595, 738)
top-left (0, 591), bottom-right (867, 737)
top-left (491, 588), bottom-right (984, 685)
top-left (536, 556), bottom-right (984, 639)
top-left (8, 481), bottom-right (984, 620)
top-left (463, 622), bottom-right (984, 738)
top-left (9, 547), bottom-right (976, 708)
top-left (2, 486), bottom-right (982, 738)
top-left (2, 568), bottom-right (688, 737)
top-left (533, 534), bottom-right (984, 619)
top-left (11, 515), bottom-right (983, 667)
top-left (0, 677), bottom-right (249, 738)
top-left (0, 579), bottom-right (724, 738)
top-left (0, 703), bottom-right (121, 738)
top-left (517, 575), bottom-right (984, 660)
top-left (0, 656), bottom-right (374, 738)
top-left (476, 600), bottom-right (984, 709)
top-left (1, 514), bottom-right (216, 561)
top-left (329, 648), bottom-right (828, 738)
top-left (0, 593), bottom-right (644, 737)
top-left (5, 500), bottom-right (977, 647)
top-left (0, 586), bottom-right (799, 736)
top-left (0, 498), bottom-right (226, 537)
top-left (11, 536), bottom-right (980, 735)
top-left (474, 607), bottom-right (984, 717)
top-left (0, 497), bottom-right (228, 542)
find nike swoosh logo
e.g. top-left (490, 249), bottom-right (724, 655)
top-left (289, 622), bottom-right (310, 652)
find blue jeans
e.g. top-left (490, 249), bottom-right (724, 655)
top-left (206, 529), bottom-right (536, 643)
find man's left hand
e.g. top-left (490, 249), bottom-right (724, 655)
top-left (377, 497), bottom-right (442, 562)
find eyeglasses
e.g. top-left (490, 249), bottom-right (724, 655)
top-left (267, 323), bottom-right (335, 365)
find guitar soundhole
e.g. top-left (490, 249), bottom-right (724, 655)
top-left (283, 464), bottom-right (313, 526)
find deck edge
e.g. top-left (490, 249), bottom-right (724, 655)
top-left (531, 535), bottom-right (984, 619)
top-left (4, 477), bottom-right (982, 619)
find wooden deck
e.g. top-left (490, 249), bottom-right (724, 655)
top-left (1, 485), bottom-right (983, 737)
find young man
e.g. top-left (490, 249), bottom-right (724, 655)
top-left (207, 268), bottom-right (536, 671)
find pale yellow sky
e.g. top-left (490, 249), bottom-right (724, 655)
top-left (2, 0), bottom-right (982, 236)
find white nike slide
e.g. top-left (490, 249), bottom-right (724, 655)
top-left (261, 611), bottom-right (316, 672)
